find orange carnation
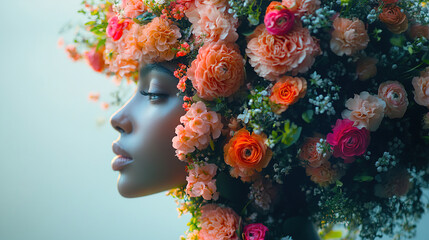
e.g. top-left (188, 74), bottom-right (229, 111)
top-left (379, 6), bottom-right (408, 34)
top-left (269, 76), bottom-right (307, 114)
top-left (137, 17), bottom-right (181, 63)
top-left (187, 41), bottom-right (245, 100)
top-left (224, 128), bottom-right (273, 182)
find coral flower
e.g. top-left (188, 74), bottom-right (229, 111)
top-left (199, 204), bottom-right (240, 240)
top-left (188, 41), bottom-right (245, 100)
top-left (412, 67), bottom-right (429, 108)
top-left (408, 24), bottom-right (429, 40)
top-left (186, 3), bottom-right (238, 43)
top-left (378, 81), bottom-right (409, 119)
top-left (186, 163), bottom-right (219, 201)
top-left (374, 167), bottom-right (411, 198)
top-left (326, 119), bottom-right (370, 163)
top-left (342, 91), bottom-right (386, 131)
top-left (330, 17), bottom-right (369, 56)
top-left (224, 128), bottom-right (273, 182)
top-left (138, 17), bottom-right (182, 63)
top-left (356, 57), bottom-right (378, 81)
top-left (305, 161), bottom-right (337, 187)
top-left (282, 0), bottom-right (321, 18)
top-left (269, 76), bottom-right (307, 114)
top-left (379, 6), bottom-right (408, 34)
top-left (246, 24), bottom-right (321, 80)
top-left (299, 137), bottom-right (331, 168)
top-left (122, 0), bottom-right (145, 18)
top-left (84, 47), bottom-right (105, 72)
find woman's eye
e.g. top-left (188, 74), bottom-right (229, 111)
top-left (140, 90), bottom-right (169, 103)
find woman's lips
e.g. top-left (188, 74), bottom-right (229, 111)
top-left (111, 156), bottom-right (134, 171)
top-left (112, 142), bottom-right (133, 171)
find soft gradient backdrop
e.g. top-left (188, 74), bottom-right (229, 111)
top-left (0, 0), bottom-right (427, 240)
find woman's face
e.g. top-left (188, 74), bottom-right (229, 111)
top-left (110, 62), bottom-right (187, 198)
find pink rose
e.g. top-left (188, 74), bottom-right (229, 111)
top-left (264, 9), bottom-right (295, 35)
top-left (106, 16), bottom-right (130, 41)
top-left (374, 167), bottom-right (411, 198)
top-left (378, 81), bottom-right (409, 119)
top-left (412, 67), bottom-right (429, 108)
top-left (243, 223), bottom-right (269, 240)
top-left (326, 119), bottom-right (370, 163)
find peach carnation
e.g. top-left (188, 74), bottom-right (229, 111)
top-left (224, 128), bottom-right (273, 182)
top-left (305, 161), bottom-right (337, 187)
top-left (282, 0), bottom-right (321, 18)
top-left (187, 42), bottom-right (245, 100)
top-left (374, 167), bottom-right (411, 198)
top-left (186, 163), bottom-right (219, 201)
top-left (122, 0), bottom-right (145, 18)
top-left (199, 204), bottom-right (240, 240)
top-left (186, 3), bottom-right (238, 43)
top-left (269, 76), bottom-right (307, 114)
top-left (408, 24), bottom-right (429, 40)
top-left (356, 57), bottom-right (378, 81)
top-left (379, 6), bottom-right (408, 34)
top-left (378, 81), bottom-right (409, 119)
top-left (342, 91), bottom-right (386, 132)
top-left (173, 102), bottom-right (223, 159)
top-left (412, 67), bottom-right (429, 108)
top-left (299, 137), bottom-right (331, 168)
top-left (137, 17), bottom-right (181, 63)
top-left (330, 17), bottom-right (370, 56)
top-left (246, 24), bottom-right (321, 80)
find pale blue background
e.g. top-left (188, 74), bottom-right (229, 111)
top-left (0, 0), bottom-right (427, 240)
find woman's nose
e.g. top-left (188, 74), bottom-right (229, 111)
top-left (110, 107), bottom-right (133, 134)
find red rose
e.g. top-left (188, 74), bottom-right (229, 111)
top-left (84, 47), bottom-right (105, 72)
top-left (326, 119), bottom-right (370, 163)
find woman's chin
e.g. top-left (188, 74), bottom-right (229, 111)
top-left (116, 172), bottom-right (166, 198)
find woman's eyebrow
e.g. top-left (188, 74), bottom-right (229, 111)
top-left (139, 63), bottom-right (174, 79)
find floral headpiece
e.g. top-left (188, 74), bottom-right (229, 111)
top-left (63, 0), bottom-right (429, 239)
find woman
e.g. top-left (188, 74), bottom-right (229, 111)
top-left (64, 0), bottom-right (429, 239)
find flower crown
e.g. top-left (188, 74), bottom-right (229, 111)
top-left (63, 0), bottom-right (429, 239)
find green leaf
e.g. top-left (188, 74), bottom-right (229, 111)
top-left (324, 230), bottom-right (343, 239)
top-left (302, 110), bottom-right (314, 123)
top-left (353, 174), bottom-right (374, 182)
top-left (336, 180), bottom-right (343, 187)
top-left (390, 35), bottom-right (405, 47)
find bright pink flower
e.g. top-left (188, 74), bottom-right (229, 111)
top-left (106, 16), bottom-right (130, 41)
top-left (326, 119), bottom-right (370, 163)
top-left (84, 47), bottom-right (105, 72)
top-left (243, 223), bottom-right (269, 240)
top-left (264, 9), bottom-right (295, 35)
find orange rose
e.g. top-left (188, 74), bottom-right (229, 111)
top-left (379, 6), bottom-right (408, 34)
top-left (269, 76), bottom-right (307, 114)
top-left (224, 128), bottom-right (273, 182)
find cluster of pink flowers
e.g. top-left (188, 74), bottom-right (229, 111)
top-left (172, 102), bottom-right (223, 160)
top-left (186, 163), bottom-right (219, 200)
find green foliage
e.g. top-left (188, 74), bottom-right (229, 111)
top-left (270, 120), bottom-right (302, 148)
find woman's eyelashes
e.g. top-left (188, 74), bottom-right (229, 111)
top-left (140, 90), bottom-right (169, 103)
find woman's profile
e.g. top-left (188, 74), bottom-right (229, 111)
top-left (63, 0), bottom-right (429, 239)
